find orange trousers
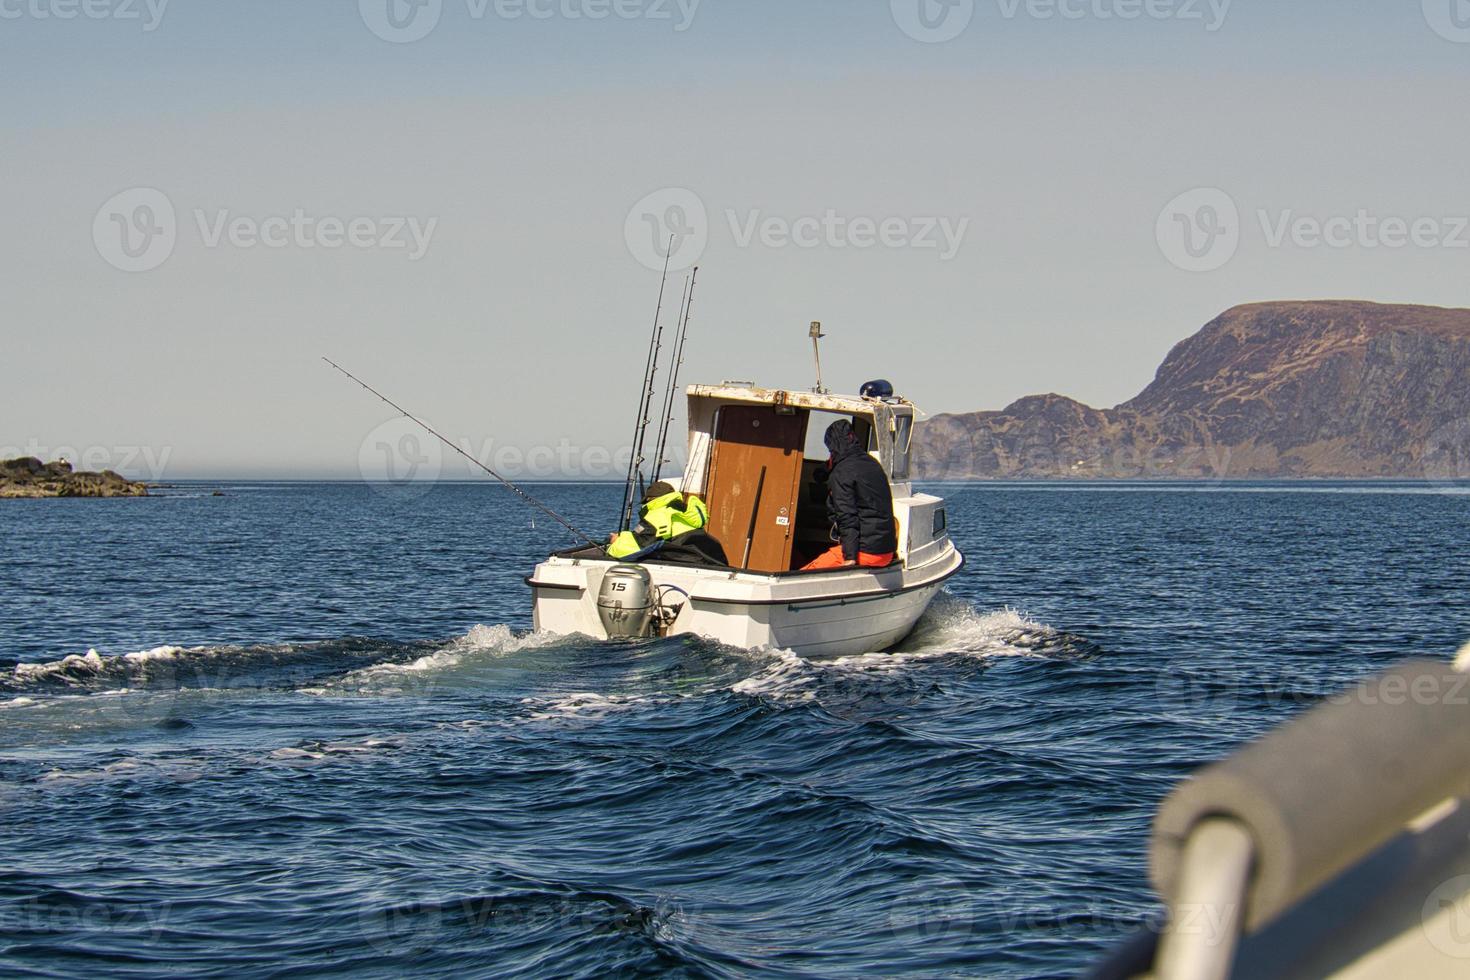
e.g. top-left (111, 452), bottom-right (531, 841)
top-left (802, 546), bottom-right (895, 571)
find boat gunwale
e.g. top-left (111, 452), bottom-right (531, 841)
top-left (526, 546), bottom-right (964, 608)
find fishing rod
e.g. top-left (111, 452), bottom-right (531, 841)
top-left (322, 357), bottom-right (603, 550)
top-left (620, 237), bottom-right (675, 531)
top-left (650, 271), bottom-right (692, 482)
top-left (652, 266), bottom-right (698, 483)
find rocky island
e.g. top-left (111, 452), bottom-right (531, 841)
top-left (914, 301), bottom-right (1470, 480)
top-left (0, 458), bottom-right (150, 498)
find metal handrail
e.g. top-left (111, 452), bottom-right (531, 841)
top-left (1147, 653), bottom-right (1470, 979)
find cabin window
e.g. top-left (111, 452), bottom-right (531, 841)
top-left (891, 415), bottom-right (913, 480)
top-left (804, 412), bottom-right (872, 461)
top-left (933, 508), bottom-right (947, 537)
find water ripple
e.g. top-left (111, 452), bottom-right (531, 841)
top-left (4, 483), bottom-right (1469, 977)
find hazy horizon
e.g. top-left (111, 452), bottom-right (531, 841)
top-left (6, 1), bottom-right (1470, 480)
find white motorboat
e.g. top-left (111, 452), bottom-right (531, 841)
top-left (528, 383), bottom-right (965, 658)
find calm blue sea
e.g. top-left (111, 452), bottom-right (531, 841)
top-left (3, 481), bottom-right (1469, 978)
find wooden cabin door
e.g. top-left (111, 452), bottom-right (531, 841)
top-left (704, 406), bottom-right (808, 572)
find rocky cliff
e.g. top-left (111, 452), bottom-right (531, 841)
top-left (914, 301), bottom-right (1470, 479)
top-left (0, 458), bottom-right (149, 498)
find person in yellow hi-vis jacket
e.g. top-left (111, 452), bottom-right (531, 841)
top-left (608, 482), bottom-right (711, 559)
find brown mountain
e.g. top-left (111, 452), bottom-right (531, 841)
top-left (913, 301), bottom-right (1470, 480)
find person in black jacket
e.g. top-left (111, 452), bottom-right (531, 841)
top-left (802, 418), bottom-right (899, 570)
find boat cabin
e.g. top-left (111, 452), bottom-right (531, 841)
top-left (530, 380), bottom-right (961, 654)
top-left (670, 384), bottom-right (930, 574)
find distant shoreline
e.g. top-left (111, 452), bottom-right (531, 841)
top-left (0, 458), bottom-right (149, 499)
top-left (135, 477), bottom-right (1470, 486)
top-left (913, 301), bottom-right (1470, 481)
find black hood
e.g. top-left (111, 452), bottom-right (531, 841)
top-left (824, 419), bottom-right (863, 463)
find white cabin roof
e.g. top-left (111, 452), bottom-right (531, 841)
top-left (685, 384), bottom-right (913, 418)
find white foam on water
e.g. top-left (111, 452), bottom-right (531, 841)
top-left (103, 759), bottom-right (144, 773)
top-left (1, 692), bottom-right (117, 712)
top-left (35, 756), bottom-right (205, 786)
top-left (732, 598), bottom-right (1063, 702)
top-left (518, 691), bottom-right (662, 722)
top-left (513, 598), bottom-right (1070, 719)
top-left (320, 736), bottom-right (405, 754)
top-left (331, 624), bottom-right (568, 693)
top-left (14, 649), bottom-right (107, 680)
top-left (122, 646), bottom-right (186, 663)
top-left (892, 599), bottom-right (1062, 660)
top-left (39, 768), bottom-right (99, 784)
top-left (12, 644), bottom-right (190, 684)
top-left (264, 735), bottom-right (410, 767)
top-left (729, 650), bottom-right (817, 700)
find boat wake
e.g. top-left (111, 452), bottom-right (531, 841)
top-left (0, 637), bottom-right (432, 698)
top-left (0, 594), bottom-right (1096, 723)
top-left (728, 595), bottom-right (1089, 706)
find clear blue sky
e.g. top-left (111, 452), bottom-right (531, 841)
top-left (4, 0), bottom-right (1468, 478)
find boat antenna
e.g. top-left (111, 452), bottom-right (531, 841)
top-left (809, 321), bottom-right (829, 394)
top-left (652, 266), bottom-right (698, 483)
top-left (619, 237), bottom-right (674, 531)
top-left (322, 357), bottom-right (603, 551)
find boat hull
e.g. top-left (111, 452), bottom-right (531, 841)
top-left (528, 543), bottom-right (964, 659)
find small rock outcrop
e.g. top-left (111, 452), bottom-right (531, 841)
top-left (0, 458), bottom-right (150, 498)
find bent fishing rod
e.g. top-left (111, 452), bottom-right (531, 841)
top-left (322, 357), bottom-right (604, 551)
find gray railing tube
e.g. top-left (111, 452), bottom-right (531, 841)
top-left (1151, 658), bottom-right (1470, 935)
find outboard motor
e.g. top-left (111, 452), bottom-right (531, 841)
top-left (596, 565), bottom-right (656, 639)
